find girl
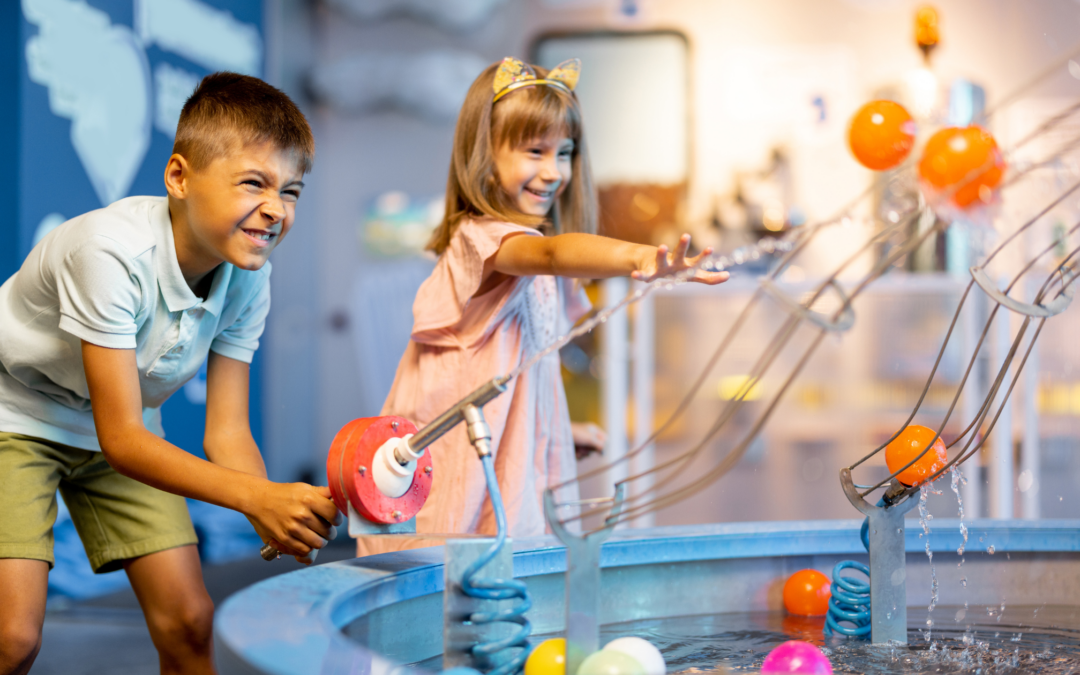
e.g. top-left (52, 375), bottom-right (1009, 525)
top-left (357, 57), bottom-right (727, 555)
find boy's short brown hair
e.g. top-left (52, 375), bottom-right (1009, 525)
top-left (173, 72), bottom-right (315, 174)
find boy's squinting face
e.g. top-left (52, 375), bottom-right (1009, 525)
top-left (493, 132), bottom-right (573, 217)
top-left (168, 140), bottom-right (304, 279)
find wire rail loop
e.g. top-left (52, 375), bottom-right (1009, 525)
top-left (970, 265), bottom-right (1078, 318)
top-left (759, 278), bottom-right (856, 332)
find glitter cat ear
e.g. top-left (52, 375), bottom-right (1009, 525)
top-left (492, 56), bottom-right (580, 102)
top-left (546, 58), bottom-right (581, 91)
top-left (493, 57), bottom-right (538, 100)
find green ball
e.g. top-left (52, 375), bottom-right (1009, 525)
top-left (576, 650), bottom-right (647, 675)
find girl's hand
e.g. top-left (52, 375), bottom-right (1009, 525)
top-left (631, 234), bottom-right (730, 285)
top-left (571, 421), bottom-right (607, 460)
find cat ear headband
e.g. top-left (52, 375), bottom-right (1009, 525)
top-left (492, 57), bottom-right (581, 103)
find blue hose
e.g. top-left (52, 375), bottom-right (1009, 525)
top-left (458, 454), bottom-right (533, 675)
top-left (823, 501), bottom-right (880, 638)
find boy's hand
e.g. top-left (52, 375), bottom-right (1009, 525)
top-left (247, 483), bottom-right (342, 564)
top-left (631, 234), bottom-right (729, 286)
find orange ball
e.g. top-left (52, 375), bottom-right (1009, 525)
top-left (918, 125), bottom-right (1005, 207)
top-left (885, 425), bottom-right (948, 486)
top-left (848, 100), bottom-right (916, 171)
top-left (783, 569), bottom-right (831, 616)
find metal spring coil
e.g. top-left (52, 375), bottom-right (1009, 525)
top-left (824, 516), bottom-right (873, 637)
top-left (459, 454), bottom-right (534, 675)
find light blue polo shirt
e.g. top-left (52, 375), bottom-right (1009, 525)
top-left (0, 196), bottom-right (271, 451)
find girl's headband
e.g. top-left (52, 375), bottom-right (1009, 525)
top-left (492, 57), bottom-right (581, 103)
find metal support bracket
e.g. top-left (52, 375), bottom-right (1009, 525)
top-left (543, 484), bottom-right (626, 675)
top-left (759, 278), bottom-right (856, 332)
top-left (347, 502), bottom-right (416, 536)
top-left (970, 265), bottom-right (1077, 318)
top-left (840, 468), bottom-right (919, 644)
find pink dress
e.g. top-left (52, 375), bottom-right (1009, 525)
top-left (356, 217), bottom-right (588, 556)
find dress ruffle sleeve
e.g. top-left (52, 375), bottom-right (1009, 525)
top-left (411, 218), bottom-right (540, 347)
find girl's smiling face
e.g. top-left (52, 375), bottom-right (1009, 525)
top-left (493, 133), bottom-right (574, 217)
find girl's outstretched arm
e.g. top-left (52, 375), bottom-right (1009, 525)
top-left (491, 232), bottom-right (729, 285)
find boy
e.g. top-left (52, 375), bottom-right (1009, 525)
top-left (0, 72), bottom-right (339, 675)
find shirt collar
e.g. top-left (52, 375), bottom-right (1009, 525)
top-left (152, 198), bottom-right (231, 317)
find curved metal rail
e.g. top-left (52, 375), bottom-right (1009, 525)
top-left (533, 80), bottom-right (1080, 535)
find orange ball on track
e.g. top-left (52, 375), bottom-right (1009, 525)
top-left (783, 569), bottom-right (831, 616)
top-left (918, 125), bottom-right (1005, 207)
top-left (848, 100), bottom-right (916, 171)
top-left (885, 424), bottom-right (948, 487)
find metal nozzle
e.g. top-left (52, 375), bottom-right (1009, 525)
top-left (462, 404), bottom-right (492, 457)
top-left (395, 376), bottom-right (508, 463)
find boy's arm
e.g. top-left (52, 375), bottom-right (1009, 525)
top-left (489, 232), bottom-right (729, 284)
top-left (202, 351), bottom-right (338, 560)
top-left (82, 341), bottom-right (338, 557)
top-left (202, 350), bottom-right (267, 478)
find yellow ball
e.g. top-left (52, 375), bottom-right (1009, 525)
top-left (577, 649), bottom-right (647, 675)
top-left (525, 638), bottom-right (567, 675)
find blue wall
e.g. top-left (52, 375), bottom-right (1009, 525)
top-left (0, 2), bottom-right (18, 283)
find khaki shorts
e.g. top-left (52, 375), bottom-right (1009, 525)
top-left (0, 432), bottom-right (198, 573)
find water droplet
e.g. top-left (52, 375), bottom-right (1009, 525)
top-left (988, 545), bottom-right (996, 555)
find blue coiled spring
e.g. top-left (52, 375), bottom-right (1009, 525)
top-left (459, 454), bottom-right (533, 675)
top-left (823, 511), bottom-right (875, 637)
top-left (824, 560), bottom-right (871, 636)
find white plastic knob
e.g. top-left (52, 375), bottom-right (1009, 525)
top-left (372, 436), bottom-right (414, 498)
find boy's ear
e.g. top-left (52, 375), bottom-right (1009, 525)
top-left (163, 154), bottom-right (191, 200)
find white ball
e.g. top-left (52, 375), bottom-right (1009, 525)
top-left (603, 637), bottom-right (665, 675)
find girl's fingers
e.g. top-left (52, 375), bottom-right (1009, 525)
top-left (688, 246), bottom-right (714, 266)
top-left (655, 245), bottom-right (669, 272)
top-left (693, 270), bottom-right (730, 285)
top-left (673, 234), bottom-right (692, 262)
top-left (640, 239), bottom-right (722, 283)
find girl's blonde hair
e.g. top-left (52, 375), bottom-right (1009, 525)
top-left (427, 61), bottom-right (598, 255)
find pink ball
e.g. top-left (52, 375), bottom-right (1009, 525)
top-left (761, 641), bottom-right (832, 675)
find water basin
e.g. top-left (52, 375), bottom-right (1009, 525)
top-left (214, 520), bottom-right (1080, 675)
